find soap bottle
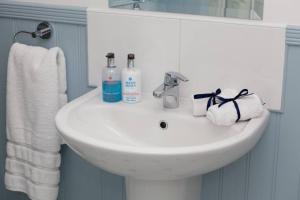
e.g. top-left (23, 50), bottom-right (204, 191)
top-left (122, 54), bottom-right (142, 103)
top-left (102, 53), bottom-right (122, 102)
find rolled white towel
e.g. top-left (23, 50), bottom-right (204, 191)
top-left (207, 93), bottom-right (264, 126)
top-left (192, 96), bottom-right (208, 117)
top-left (216, 89), bottom-right (238, 102)
top-left (192, 88), bottom-right (237, 117)
top-left (192, 89), bottom-right (221, 117)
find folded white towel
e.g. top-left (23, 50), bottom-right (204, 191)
top-left (5, 173), bottom-right (59, 200)
top-left (206, 93), bottom-right (264, 126)
top-left (6, 142), bottom-right (61, 169)
top-left (192, 89), bottom-right (237, 117)
top-left (6, 158), bottom-right (60, 185)
top-left (5, 43), bottom-right (67, 200)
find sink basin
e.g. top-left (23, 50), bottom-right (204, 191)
top-left (56, 89), bottom-right (270, 200)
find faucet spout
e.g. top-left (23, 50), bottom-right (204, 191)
top-left (153, 84), bottom-right (166, 98)
top-left (153, 72), bottom-right (188, 109)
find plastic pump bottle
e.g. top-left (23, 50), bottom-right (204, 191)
top-left (122, 54), bottom-right (142, 103)
top-left (102, 53), bottom-right (122, 102)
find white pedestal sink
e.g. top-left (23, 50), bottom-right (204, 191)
top-left (55, 89), bottom-right (270, 200)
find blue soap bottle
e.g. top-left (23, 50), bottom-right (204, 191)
top-left (102, 53), bottom-right (122, 102)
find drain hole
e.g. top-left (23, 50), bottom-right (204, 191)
top-left (159, 121), bottom-right (168, 130)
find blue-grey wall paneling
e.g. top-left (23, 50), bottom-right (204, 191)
top-left (247, 113), bottom-right (281, 200)
top-left (221, 155), bottom-right (249, 200)
top-left (55, 22), bottom-right (102, 200)
top-left (0, 17), bottom-right (29, 200)
top-left (298, 174), bottom-right (300, 200)
top-left (286, 27), bottom-right (300, 46)
top-left (54, 23), bottom-right (91, 100)
top-left (13, 19), bottom-right (56, 48)
top-left (101, 171), bottom-right (125, 200)
top-left (275, 43), bottom-right (300, 200)
top-left (0, 1), bottom-right (86, 25)
top-left (0, 17), bottom-right (10, 200)
top-left (201, 170), bottom-right (222, 200)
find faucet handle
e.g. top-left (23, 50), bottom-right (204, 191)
top-left (165, 72), bottom-right (189, 85)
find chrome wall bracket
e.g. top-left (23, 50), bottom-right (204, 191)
top-left (13, 21), bottom-right (52, 43)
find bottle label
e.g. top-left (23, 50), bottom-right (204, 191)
top-left (123, 76), bottom-right (141, 103)
top-left (125, 77), bottom-right (136, 88)
top-left (102, 80), bottom-right (122, 102)
top-left (123, 94), bottom-right (139, 102)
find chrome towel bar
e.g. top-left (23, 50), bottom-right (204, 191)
top-left (13, 21), bottom-right (52, 43)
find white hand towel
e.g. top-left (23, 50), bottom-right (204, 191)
top-left (5, 43), bottom-right (67, 200)
top-left (6, 158), bottom-right (60, 185)
top-left (206, 94), bottom-right (264, 126)
top-left (5, 173), bottom-right (59, 200)
top-left (192, 88), bottom-right (237, 117)
top-left (6, 142), bottom-right (61, 169)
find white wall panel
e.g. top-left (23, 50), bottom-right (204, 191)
top-left (180, 19), bottom-right (286, 111)
top-left (87, 10), bottom-right (180, 93)
top-left (88, 9), bottom-right (286, 110)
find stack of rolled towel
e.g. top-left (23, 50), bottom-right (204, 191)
top-left (192, 88), bottom-right (264, 126)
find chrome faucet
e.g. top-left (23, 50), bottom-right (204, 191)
top-left (153, 72), bottom-right (189, 109)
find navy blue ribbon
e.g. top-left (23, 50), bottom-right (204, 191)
top-left (217, 89), bottom-right (253, 122)
top-left (194, 88), bottom-right (222, 111)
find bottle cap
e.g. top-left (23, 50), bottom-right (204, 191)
top-left (106, 53), bottom-right (115, 59)
top-left (128, 53), bottom-right (135, 60)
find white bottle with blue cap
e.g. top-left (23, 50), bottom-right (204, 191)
top-left (122, 53), bottom-right (142, 103)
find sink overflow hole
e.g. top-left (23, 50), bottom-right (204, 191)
top-left (159, 121), bottom-right (168, 130)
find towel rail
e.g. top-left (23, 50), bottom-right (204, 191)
top-left (13, 21), bottom-right (52, 43)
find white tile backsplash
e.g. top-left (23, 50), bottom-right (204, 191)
top-left (88, 9), bottom-right (286, 111)
top-left (88, 11), bottom-right (180, 93)
top-left (179, 20), bottom-right (286, 111)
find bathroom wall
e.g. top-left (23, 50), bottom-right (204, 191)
top-left (0, 2), bottom-right (300, 200)
top-left (202, 29), bottom-right (300, 200)
top-left (263, 0), bottom-right (300, 25)
top-left (87, 9), bottom-right (285, 111)
top-left (0, 2), bottom-right (124, 200)
top-left (2, 0), bottom-right (300, 25)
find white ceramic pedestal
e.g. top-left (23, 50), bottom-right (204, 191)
top-left (125, 176), bottom-right (202, 200)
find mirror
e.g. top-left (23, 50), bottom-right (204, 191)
top-left (109, 0), bottom-right (263, 20)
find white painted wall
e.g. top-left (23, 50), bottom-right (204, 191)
top-left (263, 0), bottom-right (300, 25)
